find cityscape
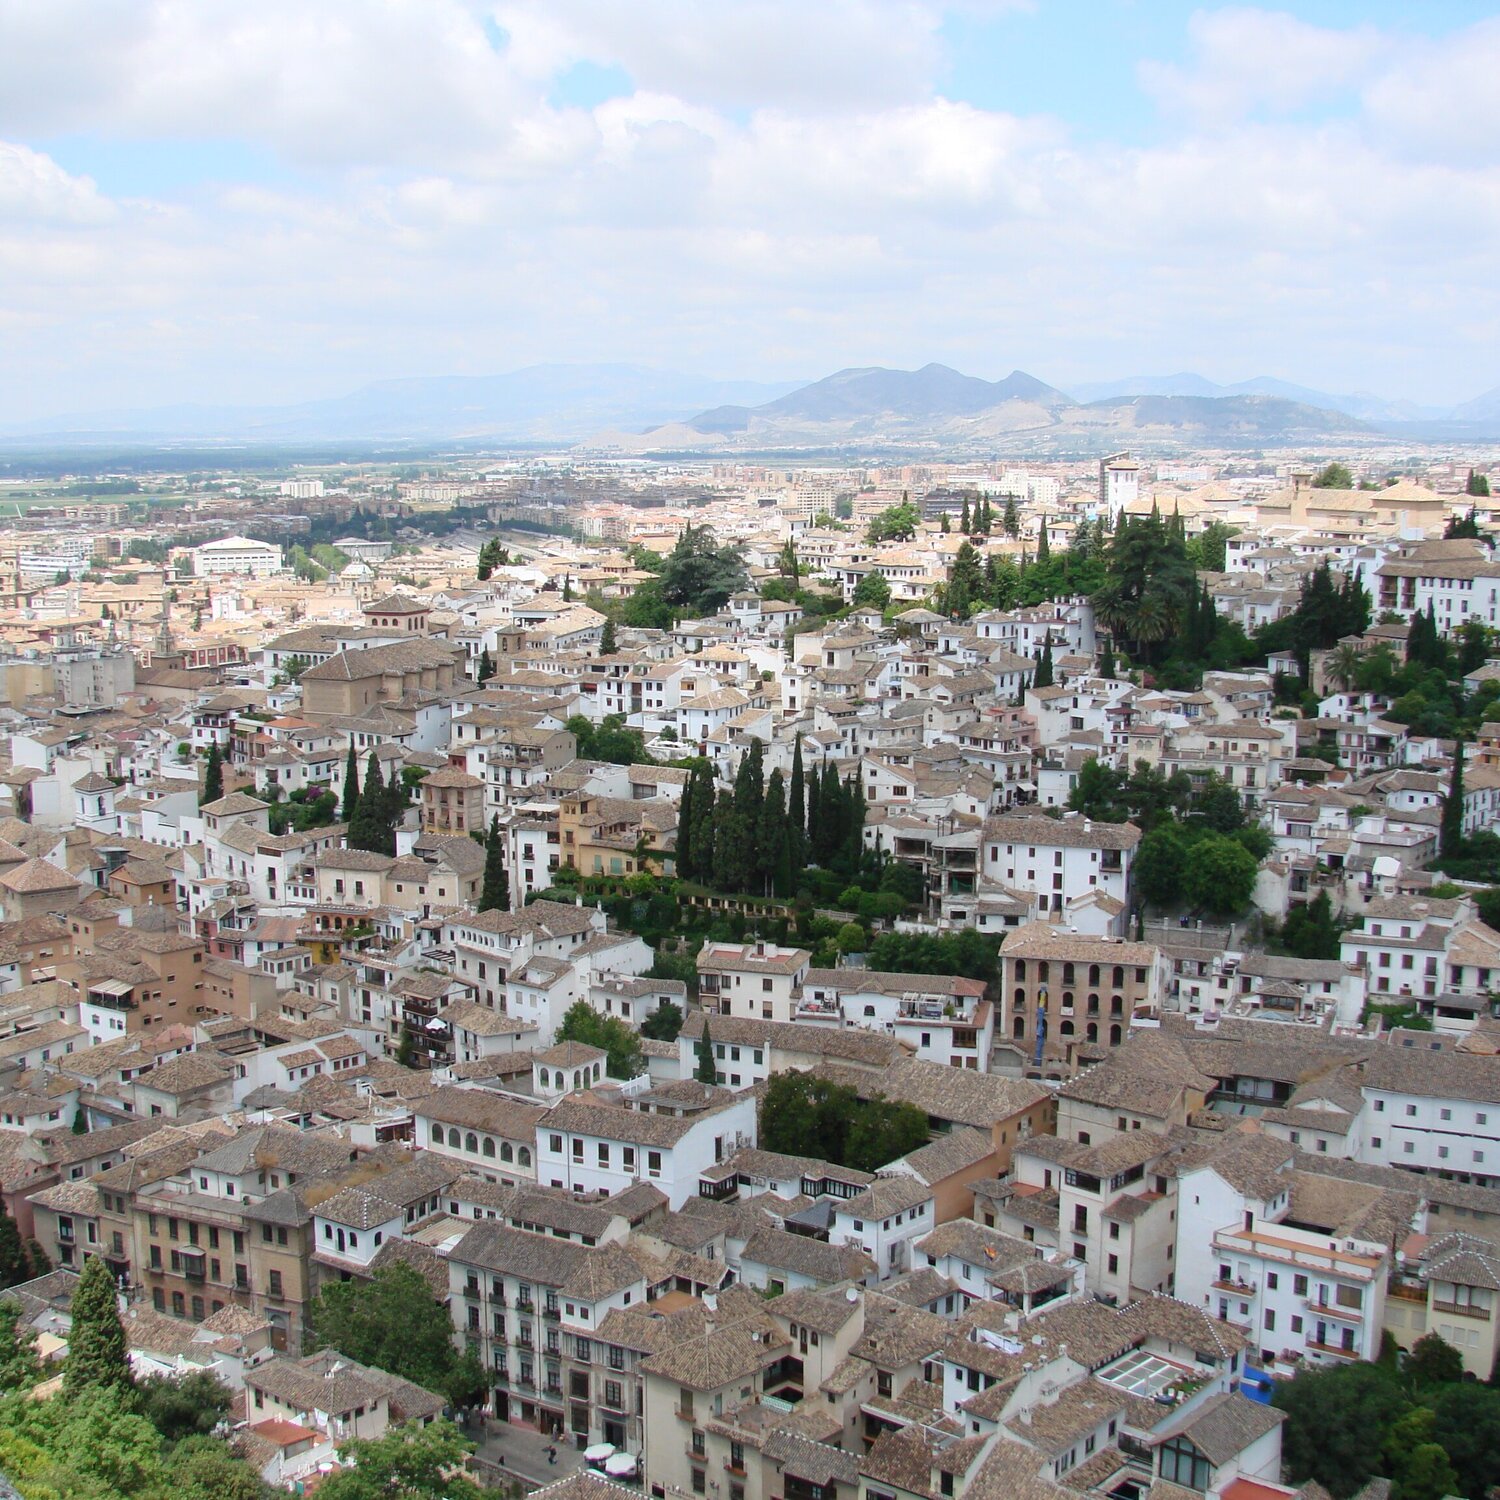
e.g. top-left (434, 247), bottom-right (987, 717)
top-left (0, 7), bottom-right (1498, 1500)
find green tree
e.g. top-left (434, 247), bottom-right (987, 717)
top-left (1273, 1362), bottom-right (1412, 1499)
top-left (1280, 890), bottom-right (1342, 960)
top-left (556, 999), bottom-right (644, 1079)
top-left (659, 524), bottom-right (748, 616)
top-left (316, 1420), bottom-right (485, 1500)
top-left (341, 742), bottom-right (360, 823)
top-left (788, 734), bottom-right (807, 871)
top-left (1133, 824), bottom-right (1187, 908)
top-left (1313, 462), bottom-right (1354, 489)
top-left (166, 1435), bottom-right (276, 1500)
top-left (201, 740), bottom-right (224, 806)
top-left (1035, 516), bottom-right (1050, 563)
top-left (695, 1022), bottom-right (718, 1084)
top-left (1032, 638), bottom-right (1054, 689)
top-left (0, 1297), bottom-right (40, 1392)
top-left (0, 1194), bottom-right (27, 1288)
top-left (348, 751), bottom-right (399, 854)
top-left (866, 502), bottom-right (920, 543)
top-left (1183, 833), bottom-right (1259, 917)
top-left (311, 1262), bottom-right (457, 1395)
top-left (852, 571), bottom-right (891, 610)
top-left (477, 645), bottom-right (494, 683)
top-left (641, 1001), bottom-right (684, 1042)
top-left (479, 813), bottom-right (508, 912)
top-left (1405, 1332), bottom-right (1465, 1390)
top-left (1003, 494), bottom-right (1020, 537)
top-left (760, 768), bottom-right (791, 897)
top-left (843, 1096), bottom-right (931, 1172)
top-left (133, 1369), bottom-right (231, 1441)
top-left (960, 496), bottom-right (971, 533)
top-left (1441, 741), bottom-right (1465, 859)
top-left (64, 1253), bottom-right (133, 1399)
top-left (1068, 757), bottom-right (1128, 822)
top-left (945, 541), bottom-right (985, 619)
top-left (1465, 469), bottom-right (1490, 498)
top-left (599, 616), bottom-right (618, 654)
top-left (1429, 1382), bottom-right (1500, 1500)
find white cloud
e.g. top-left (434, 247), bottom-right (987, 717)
top-left (0, 3), bottom-right (1498, 418)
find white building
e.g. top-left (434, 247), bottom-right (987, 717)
top-left (193, 535), bottom-right (283, 578)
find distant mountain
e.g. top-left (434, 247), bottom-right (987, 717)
top-left (1452, 383), bottom-right (1500, 423)
top-left (1066, 372), bottom-right (1447, 423)
top-left (684, 363), bottom-right (1072, 437)
top-left (0, 365), bottom-right (806, 446)
top-left (624, 364), bottom-right (1362, 452)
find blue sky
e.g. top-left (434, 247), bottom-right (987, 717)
top-left (2, 1), bottom-right (1499, 421)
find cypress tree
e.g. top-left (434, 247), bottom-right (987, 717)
top-left (1441, 739), bottom-right (1466, 859)
top-left (477, 647), bottom-right (494, 684)
top-left (350, 752), bottom-right (395, 854)
top-left (1003, 494), bottom-right (1020, 537)
top-left (600, 618), bottom-right (617, 654)
top-left (1036, 517), bottom-right (1050, 562)
top-left (844, 772), bottom-right (867, 873)
top-left (480, 813), bottom-right (508, 911)
top-left (341, 743), bottom-right (360, 823)
top-left (0, 1194), bottom-right (27, 1288)
top-left (758, 769), bottom-right (789, 896)
top-left (711, 789), bottom-right (737, 888)
top-left (1033, 639), bottom-right (1055, 689)
top-left (805, 760), bottom-right (821, 865)
top-left (676, 767), bottom-right (698, 880)
top-left (64, 1254), bottom-right (131, 1398)
top-left (788, 734), bottom-right (806, 867)
top-left (201, 741), bottom-right (223, 806)
top-left (816, 760), bottom-right (844, 866)
top-left (960, 497), bottom-right (970, 534)
top-left (695, 1022), bottom-right (717, 1085)
top-left (689, 762), bottom-right (718, 885)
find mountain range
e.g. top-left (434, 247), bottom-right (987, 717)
top-left (4, 361), bottom-right (1499, 454)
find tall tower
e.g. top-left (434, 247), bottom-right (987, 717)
top-left (1099, 452), bottom-right (1141, 523)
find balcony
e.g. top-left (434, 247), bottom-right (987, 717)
top-left (1211, 1279), bottom-right (1258, 1296)
top-left (543, 1303), bottom-right (561, 1321)
top-left (1305, 1299), bottom-right (1363, 1324)
top-left (1432, 1300), bottom-right (1490, 1321)
top-left (1306, 1339), bottom-right (1359, 1360)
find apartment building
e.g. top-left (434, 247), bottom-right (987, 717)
top-left (698, 942), bottom-right (813, 1024)
top-left (979, 811), bottom-right (1139, 919)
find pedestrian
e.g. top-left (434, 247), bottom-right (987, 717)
top-left (548, 1445), bottom-right (558, 1465)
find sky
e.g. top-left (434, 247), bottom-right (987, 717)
top-left (2, 0), bottom-right (1499, 422)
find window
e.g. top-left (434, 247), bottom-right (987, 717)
top-left (1160, 1438), bottom-right (1211, 1492)
top-left (269, 1270), bottom-right (283, 1298)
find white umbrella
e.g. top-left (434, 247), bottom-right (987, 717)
top-left (584, 1444), bottom-right (616, 1465)
top-left (604, 1454), bottom-right (638, 1478)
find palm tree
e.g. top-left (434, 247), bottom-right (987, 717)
top-left (1327, 643), bottom-right (1363, 694)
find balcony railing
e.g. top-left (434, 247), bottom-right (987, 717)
top-left (1432, 1300), bottom-right (1490, 1321)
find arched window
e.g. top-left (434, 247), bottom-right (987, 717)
top-left (482, 1137), bottom-right (496, 1158)
top-left (518, 1147), bottom-right (531, 1167)
top-left (1062, 963), bottom-right (1075, 985)
top-left (1059, 1020), bottom-right (1075, 1037)
top-left (1086, 1023), bottom-right (1098, 1044)
top-left (573, 1072), bottom-right (582, 1090)
top-left (448, 1128), bottom-right (460, 1148)
top-left (538, 1068), bottom-right (549, 1088)
top-left (1111, 996), bottom-right (1124, 1016)
top-left (501, 1142), bottom-right (514, 1162)
top-left (431, 1123), bottom-right (443, 1144)
top-left (1061, 992), bottom-right (1074, 1011)
top-left (1012, 1017), bottom-right (1025, 1039)
top-left (1038, 961), bottom-right (1050, 983)
top-left (465, 1132), bottom-right (479, 1154)
top-left (1086, 994), bottom-right (1100, 1016)
top-left (1112, 965), bottom-right (1125, 988)
top-left (1088, 964), bottom-right (1101, 987)
top-left (1110, 1024), bottom-right (1123, 1045)
top-left (1014, 960), bottom-right (1027, 981)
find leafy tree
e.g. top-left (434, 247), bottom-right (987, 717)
top-left (945, 541), bottom-right (985, 619)
top-left (1312, 462), bottom-right (1354, 489)
top-left (866, 502), bottom-right (920, 543)
top-left (311, 1262), bottom-right (457, 1395)
top-left (852, 571), bottom-right (891, 610)
top-left (0, 1194), bottom-right (27, 1288)
top-left (1279, 890), bottom-right (1342, 960)
top-left (477, 645), bottom-right (494, 683)
top-left (1445, 507), bottom-right (1483, 540)
top-left (394, 1024), bottom-right (416, 1067)
top-left (1182, 833), bottom-right (1259, 917)
top-left (1429, 1381), bottom-right (1500, 1500)
top-left (695, 1022), bottom-right (718, 1084)
top-left (133, 1369), bottom-right (231, 1441)
top-left (641, 1001), bottom-right (684, 1042)
top-left (1466, 469), bottom-right (1491, 498)
top-left (1405, 1332), bottom-right (1466, 1390)
top-left (348, 750), bottom-right (399, 854)
top-left (1003, 494), bottom-right (1020, 537)
top-left (479, 813), bottom-right (508, 912)
top-left (844, 1096), bottom-right (932, 1173)
top-left (659, 524), bottom-right (748, 616)
top-left (1273, 1361), bottom-right (1413, 1498)
top-left (1381, 1407), bottom-right (1459, 1500)
top-left (341, 742), bottom-right (360, 823)
top-left (1068, 757), bottom-right (1129, 822)
top-left (1134, 825), bottom-right (1187, 908)
top-left (316, 1420), bottom-right (486, 1500)
top-left (1187, 519), bottom-right (1235, 571)
top-left (556, 999), bottom-right (644, 1079)
top-left (64, 1254), bottom-right (133, 1399)
top-left (166, 1435), bottom-right (276, 1500)
top-left (201, 741), bottom-right (224, 806)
